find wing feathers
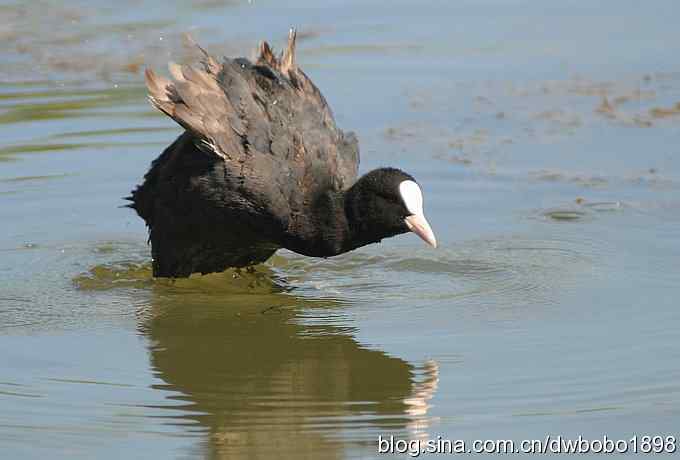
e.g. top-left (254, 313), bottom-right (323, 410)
top-left (144, 32), bottom-right (357, 190)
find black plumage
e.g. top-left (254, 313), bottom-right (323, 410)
top-left (128, 31), bottom-right (435, 277)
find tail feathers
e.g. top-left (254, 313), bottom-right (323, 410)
top-left (256, 28), bottom-right (297, 76)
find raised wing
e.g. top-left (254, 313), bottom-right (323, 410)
top-left (144, 30), bottom-right (359, 202)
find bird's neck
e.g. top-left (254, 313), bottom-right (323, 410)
top-left (282, 183), bottom-right (374, 257)
top-left (342, 182), bottom-right (388, 251)
top-left (285, 179), bottom-right (397, 257)
top-left (312, 190), bottom-right (354, 256)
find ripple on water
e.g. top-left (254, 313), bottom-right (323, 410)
top-left (536, 200), bottom-right (625, 223)
top-left (276, 231), bottom-right (606, 321)
top-left (66, 222), bottom-right (609, 329)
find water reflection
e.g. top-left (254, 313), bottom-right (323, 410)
top-left (133, 267), bottom-right (438, 458)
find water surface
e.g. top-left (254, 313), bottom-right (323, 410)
top-left (1, 1), bottom-right (679, 458)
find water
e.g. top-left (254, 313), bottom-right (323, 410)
top-left (1, 1), bottom-right (680, 458)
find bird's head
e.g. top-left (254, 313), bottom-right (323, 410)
top-left (345, 168), bottom-right (437, 248)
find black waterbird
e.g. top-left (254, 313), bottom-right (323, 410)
top-left (128, 31), bottom-right (436, 277)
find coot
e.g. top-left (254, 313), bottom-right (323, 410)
top-left (129, 31), bottom-right (436, 277)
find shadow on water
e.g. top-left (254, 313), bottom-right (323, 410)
top-left (76, 262), bottom-right (439, 459)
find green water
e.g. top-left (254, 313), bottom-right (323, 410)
top-left (1, 1), bottom-right (679, 458)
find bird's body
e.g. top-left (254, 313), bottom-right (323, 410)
top-left (129, 31), bottom-right (435, 278)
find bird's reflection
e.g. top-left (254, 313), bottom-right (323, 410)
top-left (134, 265), bottom-right (438, 458)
